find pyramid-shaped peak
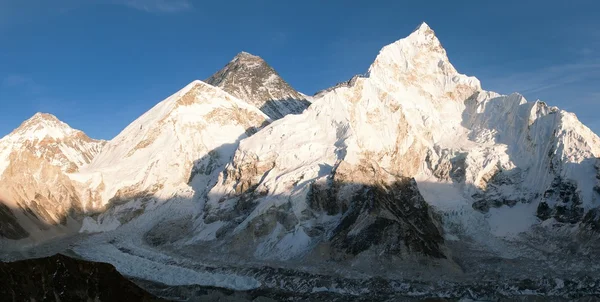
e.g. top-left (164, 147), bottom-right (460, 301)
top-left (205, 50), bottom-right (309, 120)
top-left (366, 21), bottom-right (481, 97)
top-left (415, 22), bottom-right (432, 33)
top-left (406, 22), bottom-right (440, 45)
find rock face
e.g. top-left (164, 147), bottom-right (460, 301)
top-left (206, 51), bottom-right (311, 120)
top-left (318, 177), bottom-right (445, 259)
top-left (0, 254), bottom-right (164, 301)
top-left (0, 202), bottom-right (29, 240)
top-left (0, 149), bottom-right (84, 240)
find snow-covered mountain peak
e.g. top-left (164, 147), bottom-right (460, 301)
top-left (206, 52), bottom-right (310, 120)
top-left (0, 112), bottom-right (105, 176)
top-left (9, 112), bottom-right (78, 141)
top-left (30, 112), bottom-right (60, 122)
top-left (0, 113), bottom-right (107, 240)
top-left (415, 21), bottom-right (432, 32)
top-left (366, 23), bottom-right (480, 100)
top-left (408, 22), bottom-right (438, 45)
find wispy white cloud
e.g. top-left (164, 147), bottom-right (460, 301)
top-left (485, 61), bottom-right (600, 96)
top-left (2, 74), bottom-right (44, 93)
top-left (579, 48), bottom-right (595, 56)
top-left (121, 0), bottom-right (192, 13)
top-left (2, 75), bottom-right (30, 87)
top-left (0, 0), bottom-right (84, 30)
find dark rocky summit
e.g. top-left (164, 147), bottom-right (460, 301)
top-left (206, 51), bottom-right (310, 120)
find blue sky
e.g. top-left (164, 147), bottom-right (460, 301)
top-left (1, 0), bottom-right (599, 139)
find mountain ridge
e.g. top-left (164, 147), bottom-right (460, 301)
top-left (1, 22), bottom-right (600, 301)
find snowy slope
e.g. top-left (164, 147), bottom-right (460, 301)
top-left (206, 52), bottom-right (311, 120)
top-left (76, 80), bottom-right (270, 229)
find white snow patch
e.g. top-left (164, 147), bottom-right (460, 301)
top-left (487, 202), bottom-right (539, 238)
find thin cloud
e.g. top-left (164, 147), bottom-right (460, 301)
top-left (485, 61), bottom-right (600, 96)
top-left (2, 75), bottom-right (30, 87)
top-left (121, 0), bottom-right (192, 13)
top-left (579, 48), bottom-right (595, 56)
top-left (2, 74), bottom-right (44, 94)
top-left (581, 91), bottom-right (600, 105)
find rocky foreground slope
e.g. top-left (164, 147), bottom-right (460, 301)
top-left (0, 254), bottom-right (164, 301)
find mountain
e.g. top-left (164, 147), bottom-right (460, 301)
top-left (0, 113), bottom-right (105, 240)
top-left (0, 113), bottom-right (104, 174)
top-left (2, 22), bottom-right (600, 301)
top-left (76, 80), bottom-right (270, 232)
top-left (206, 51), bottom-right (311, 120)
top-left (190, 23), bottom-right (600, 270)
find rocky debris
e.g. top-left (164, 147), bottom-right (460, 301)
top-left (206, 51), bottom-right (310, 120)
top-left (0, 254), bottom-right (164, 301)
top-left (537, 177), bottom-right (584, 223)
top-left (134, 271), bottom-right (600, 302)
